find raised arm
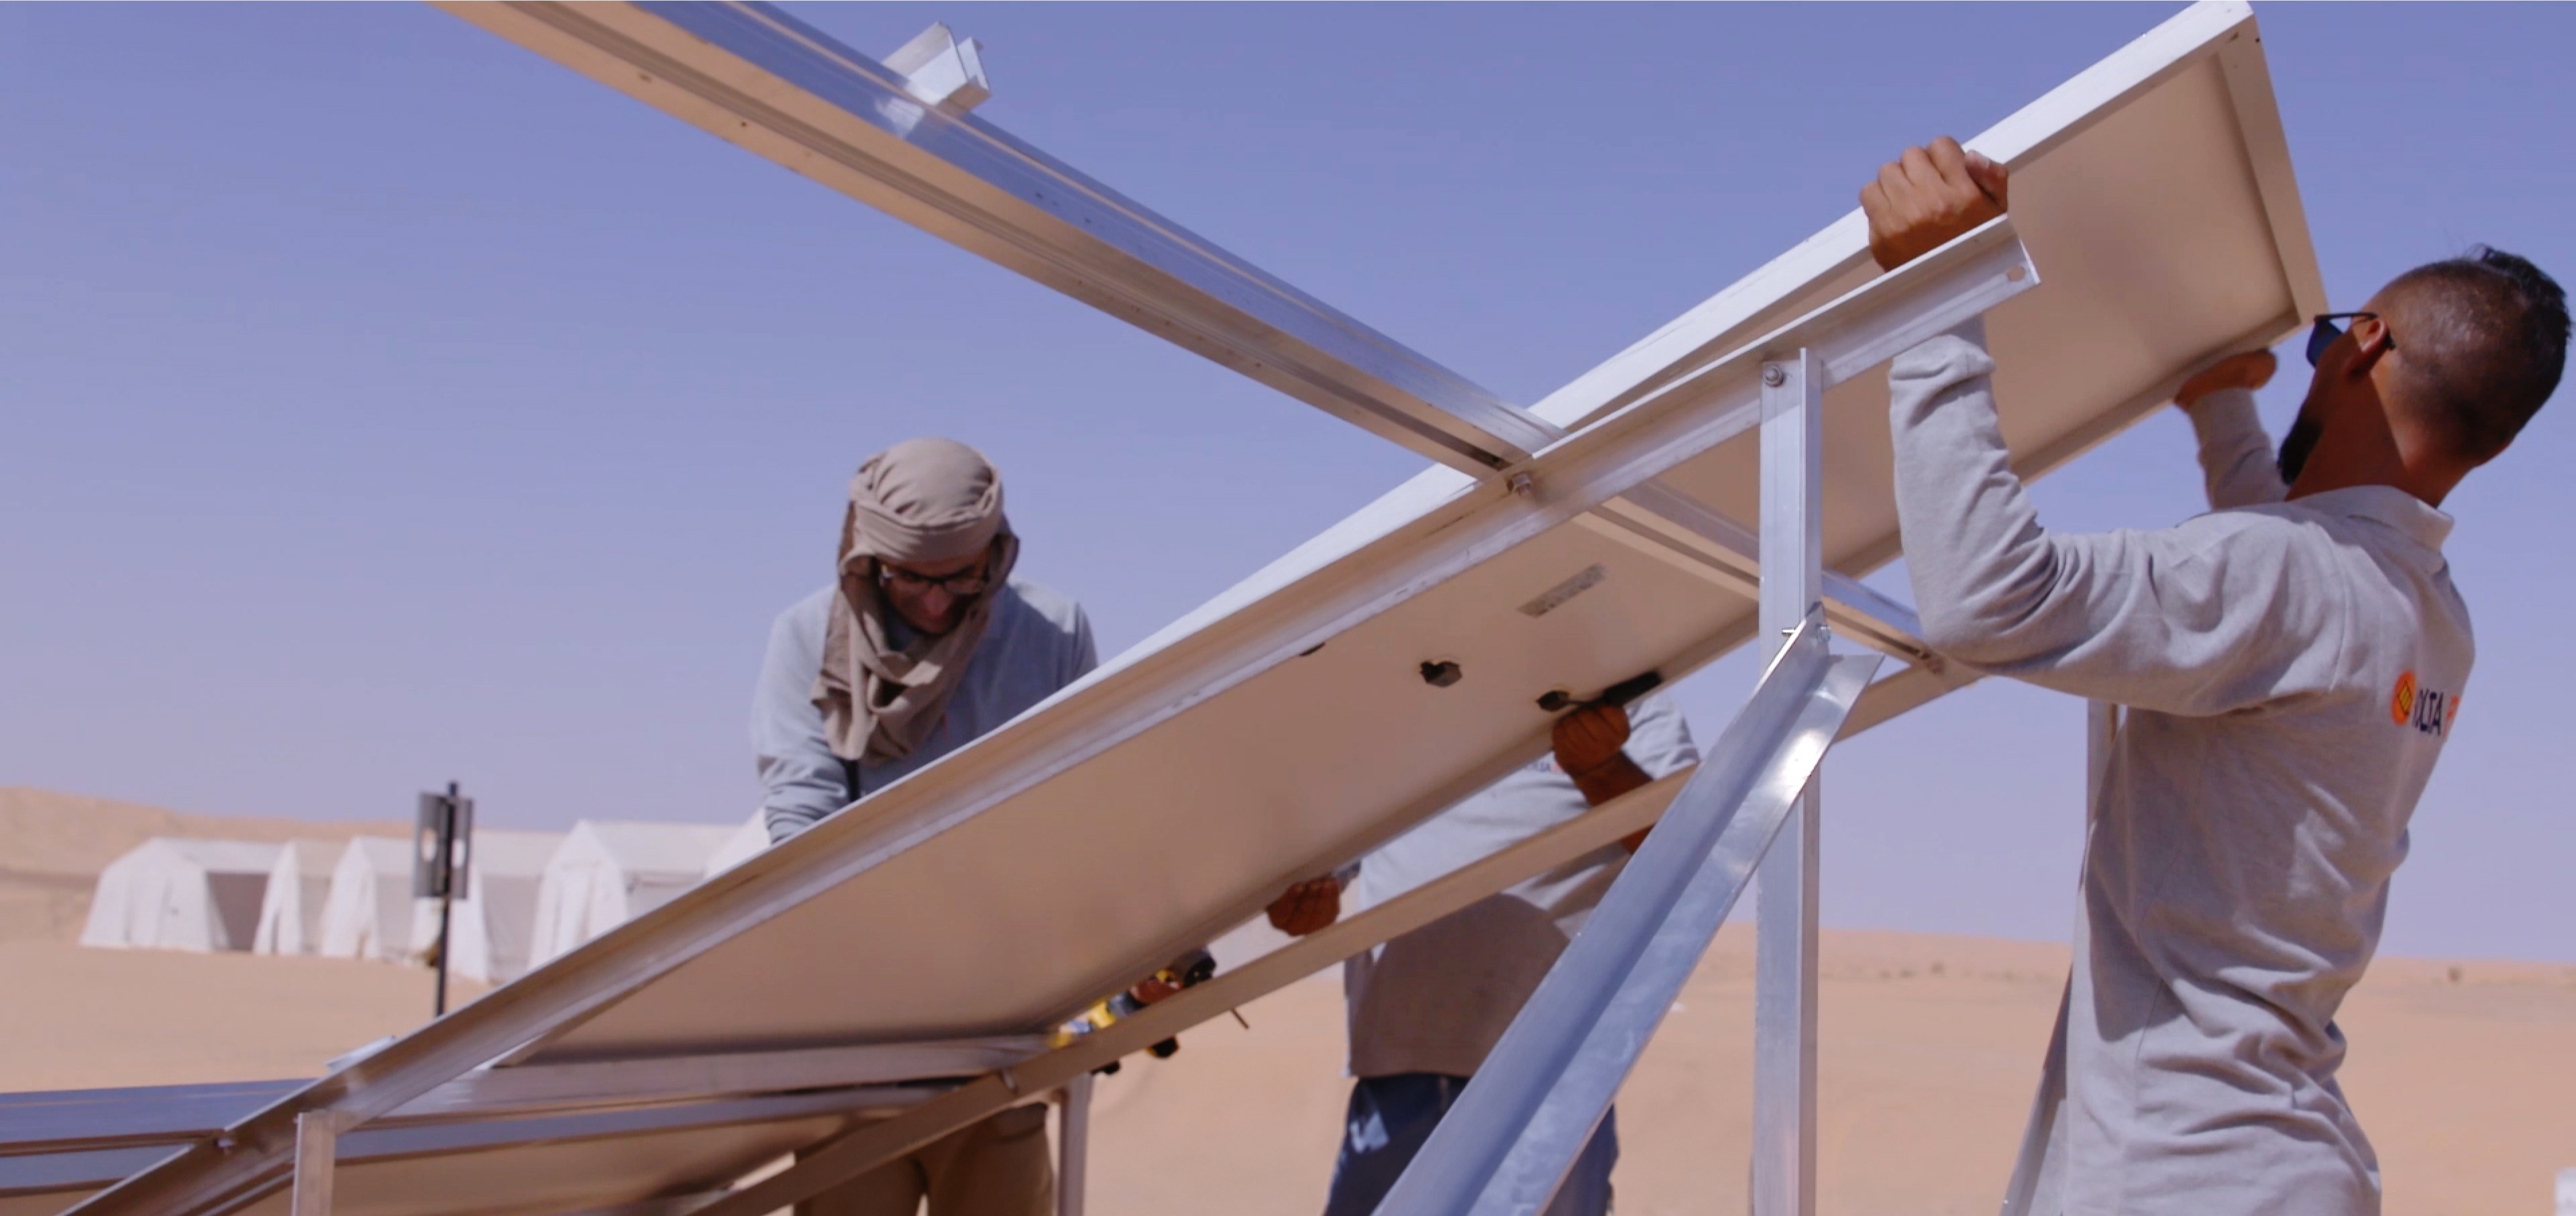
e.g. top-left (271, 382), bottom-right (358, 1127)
top-left (2174, 351), bottom-right (2288, 509)
top-left (1887, 326), bottom-right (2347, 715)
top-left (1859, 140), bottom-right (2347, 716)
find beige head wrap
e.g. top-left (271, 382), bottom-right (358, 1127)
top-left (816, 438), bottom-right (1020, 764)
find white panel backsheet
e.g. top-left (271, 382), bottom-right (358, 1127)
top-left (1552, 45), bottom-right (2312, 582)
top-left (557, 521), bottom-right (1752, 1055)
top-left (517, 5), bottom-right (2318, 1062)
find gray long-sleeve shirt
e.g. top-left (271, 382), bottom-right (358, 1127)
top-left (753, 579), bottom-right (1097, 844)
top-left (1890, 324), bottom-right (2471, 1216)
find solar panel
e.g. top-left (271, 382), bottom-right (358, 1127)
top-left (51, 4), bottom-right (2321, 1214)
top-left (521, 0), bottom-right (2318, 1064)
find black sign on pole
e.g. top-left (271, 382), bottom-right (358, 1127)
top-left (414, 782), bottom-right (473, 1017)
top-left (412, 787), bottom-right (474, 900)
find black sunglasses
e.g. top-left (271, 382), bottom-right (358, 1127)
top-left (875, 542), bottom-right (999, 597)
top-left (2307, 312), bottom-right (2396, 368)
top-left (878, 562), bottom-right (991, 597)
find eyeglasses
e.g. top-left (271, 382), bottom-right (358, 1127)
top-left (2308, 312), bottom-right (2396, 367)
top-left (877, 560), bottom-right (991, 598)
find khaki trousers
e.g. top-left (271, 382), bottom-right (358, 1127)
top-left (796, 1105), bottom-right (1054, 1216)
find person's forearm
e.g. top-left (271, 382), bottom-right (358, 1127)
top-left (1568, 753), bottom-right (1656, 851)
top-left (759, 757), bottom-right (847, 845)
top-left (752, 605), bottom-right (851, 847)
top-left (2184, 387), bottom-right (2286, 509)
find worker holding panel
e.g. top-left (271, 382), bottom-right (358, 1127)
top-left (1267, 689), bottom-right (1699, 1216)
top-left (752, 436), bottom-right (1097, 1216)
top-left (1862, 138), bottom-right (2566, 1215)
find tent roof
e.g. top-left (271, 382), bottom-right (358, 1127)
top-left (339, 836), bottom-right (412, 874)
top-left (276, 838), bottom-right (344, 879)
top-left (561, 822), bottom-right (735, 879)
top-left (131, 838), bottom-right (283, 876)
top-left (467, 829), bottom-right (564, 875)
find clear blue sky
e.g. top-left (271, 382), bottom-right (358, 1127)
top-left (4, 4), bottom-right (2569, 960)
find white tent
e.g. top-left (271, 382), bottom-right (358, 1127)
top-left (699, 811), bottom-right (768, 880)
top-left (318, 836), bottom-right (425, 964)
top-left (527, 821), bottom-right (733, 968)
top-left (405, 829), bottom-right (565, 986)
top-left (250, 838), bottom-right (343, 956)
top-left (78, 838), bottom-right (282, 952)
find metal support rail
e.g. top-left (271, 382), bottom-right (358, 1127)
top-left (438, 0), bottom-right (1550, 472)
top-left (4, 1086), bottom-right (945, 1212)
top-left (1373, 226), bottom-right (2035, 1216)
top-left (1753, 346), bottom-right (1826, 1216)
top-left (285, 1114), bottom-right (333, 1216)
top-left (434, 0), bottom-right (1953, 678)
top-left (1053, 1074), bottom-right (1094, 1216)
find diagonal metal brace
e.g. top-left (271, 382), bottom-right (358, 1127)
top-left (1375, 623), bottom-right (1880, 1216)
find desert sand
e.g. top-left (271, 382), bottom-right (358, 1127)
top-left (3, 789), bottom-right (2568, 1214)
top-left (1093, 929), bottom-right (2576, 1216)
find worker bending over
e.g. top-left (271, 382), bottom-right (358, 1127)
top-left (1862, 138), bottom-right (2565, 1215)
top-left (752, 437), bottom-right (1096, 1216)
top-left (1267, 692), bottom-right (1698, 1216)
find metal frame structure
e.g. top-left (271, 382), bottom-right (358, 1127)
top-left (30, 219), bottom-right (2019, 1216)
top-left (1371, 626), bottom-right (1876, 1216)
top-left (623, 221), bottom-right (2039, 1216)
top-left (25, 3), bottom-right (2328, 1215)
top-left (1, 1078), bottom-right (945, 1216)
top-left (1752, 348), bottom-right (1828, 1216)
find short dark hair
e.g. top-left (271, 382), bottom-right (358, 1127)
top-left (2384, 246), bottom-right (2569, 462)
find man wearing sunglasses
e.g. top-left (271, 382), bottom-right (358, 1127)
top-left (1860, 138), bottom-right (2566, 1216)
top-left (751, 436), bottom-right (1097, 1216)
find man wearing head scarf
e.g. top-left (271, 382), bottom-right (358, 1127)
top-left (751, 437), bottom-right (1096, 1216)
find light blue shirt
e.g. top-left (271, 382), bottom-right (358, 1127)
top-left (752, 578), bottom-right (1096, 844)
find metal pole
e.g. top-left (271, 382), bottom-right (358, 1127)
top-left (288, 1111), bottom-right (335, 1216)
top-left (1055, 1074), bottom-right (1094, 1216)
top-left (434, 781), bottom-right (457, 1019)
top-left (1752, 348), bottom-right (1824, 1216)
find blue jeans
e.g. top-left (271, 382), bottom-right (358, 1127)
top-left (1321, 1072), bottom-right (1617, 1216)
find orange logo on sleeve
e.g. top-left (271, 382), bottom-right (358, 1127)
top-left (2390, 670), bottom-right (2457, 737)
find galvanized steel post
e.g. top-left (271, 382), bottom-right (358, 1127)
top-left (288, 1111), bottom-right (336, 1216)
top-left (1057, 1074), bottom-right (1094, 1216)
top-left (1752, 348), bottom-right (1824, 1216)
